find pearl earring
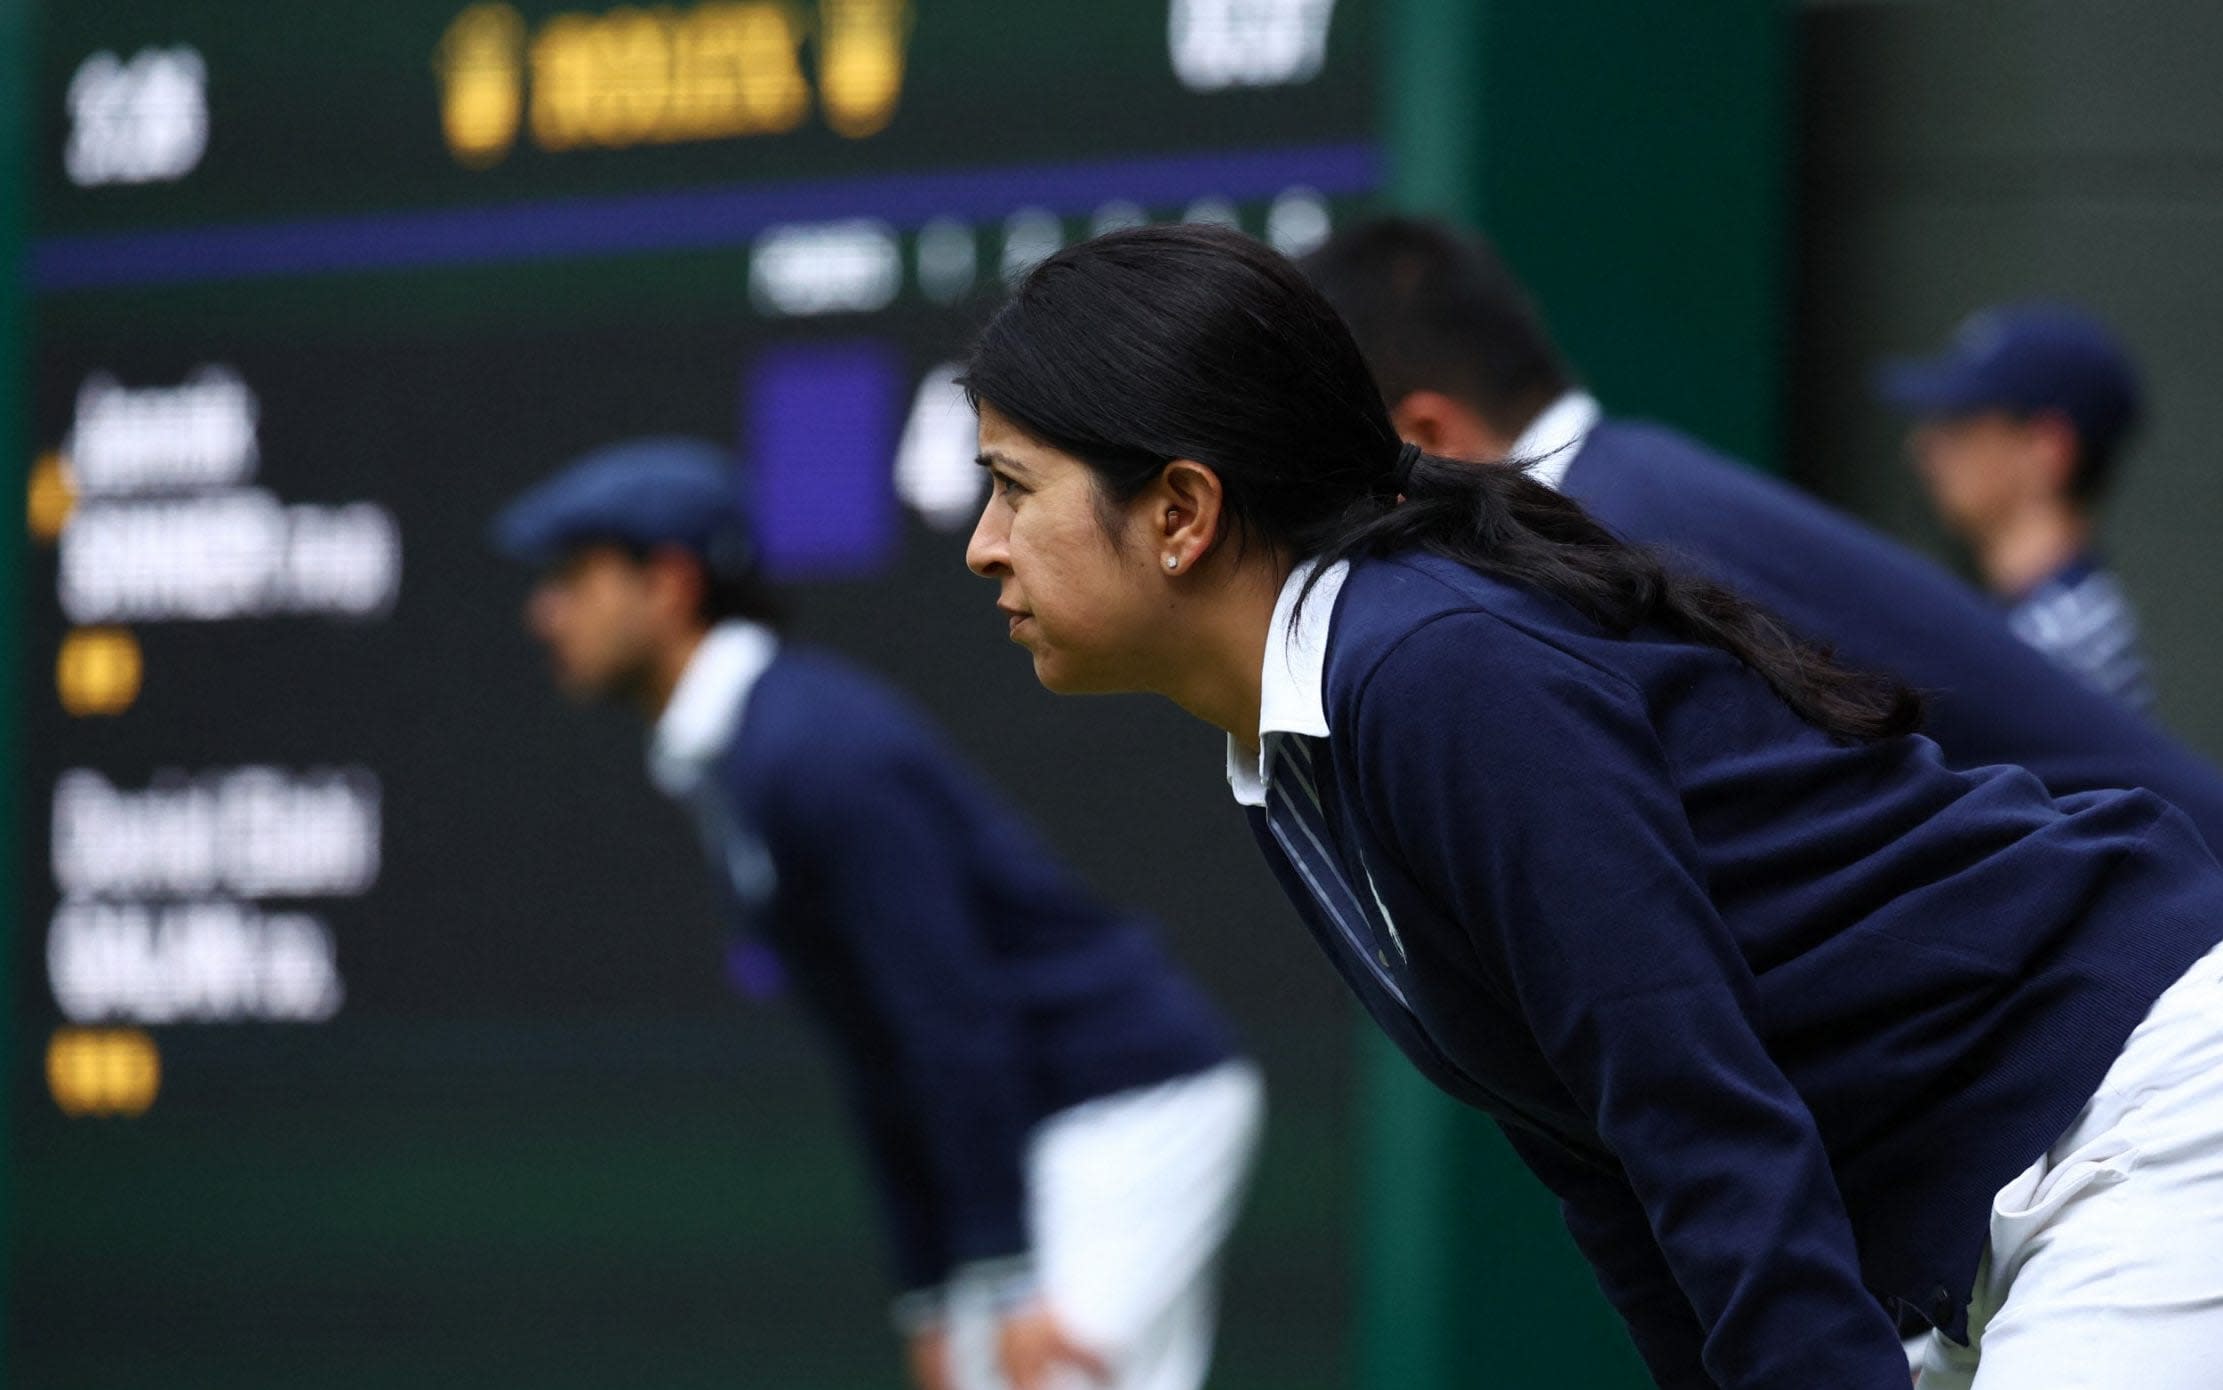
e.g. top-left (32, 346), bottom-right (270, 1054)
top-left (1164, 555), bottom-right (1179, 571)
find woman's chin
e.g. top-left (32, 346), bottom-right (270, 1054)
top-left (1031, 648), bottom-right (1115, 696)
top-left (1031, 651), bottom-right (1082, 693)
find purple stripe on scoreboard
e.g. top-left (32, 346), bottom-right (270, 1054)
top-left (30, 141), bottom-right (1382, 292)
top-left (744, 341), bottom-right (903, 580)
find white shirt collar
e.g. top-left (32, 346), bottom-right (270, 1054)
top-left (1216, 395), bottom-right (1593, 808)
top-left (1509, 389), bottom-right (1601, 493)
top-left (648, 620), bottom-right (779, 797)
top-left (1226, 557), bottom-right (1348, 808)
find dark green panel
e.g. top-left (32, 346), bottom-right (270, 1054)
top-left (1383, 0), bottom-right (1484, 220)
top-left (1473, 1), bottom-right (1792, 469)
top-left (1355, 1033), bottom-right (1454, 1387)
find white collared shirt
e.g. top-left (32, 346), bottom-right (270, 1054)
top-left (1509, 389), bottom-right (1602, 493)
top-left (647, 619), bottom-right (780, 798)
top-left (1226, 557), bottom-right (1349, 808)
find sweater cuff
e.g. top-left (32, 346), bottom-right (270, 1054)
top-left (950, 1253), bottom-right (1039, 1311)
top-left (888, 1255), bottom-right (1039, 1337)
top-left (890, 1285), bottom-right (946, 1337)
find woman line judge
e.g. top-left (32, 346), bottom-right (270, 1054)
top-left (957, 224), bottom-right (2223, 1390)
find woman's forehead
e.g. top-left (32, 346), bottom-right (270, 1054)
top-left (977, 407), bottom-right (1081, 470)
top-left (976, 402), bottom-right (1037, 449)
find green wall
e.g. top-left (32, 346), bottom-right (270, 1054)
top-left (1389, 0), bottom-right (1791, 467)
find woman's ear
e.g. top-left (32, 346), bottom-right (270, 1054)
top-left (1153, 460), bottom-right (1225, 574)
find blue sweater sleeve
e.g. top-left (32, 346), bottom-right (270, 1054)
top-left (777, 744), bottom-right (1032, 1292)
top-left (1352, 613), bottom-right (1909, 1388)
top-left (1497, 1123), bottom-right (1714, 1389)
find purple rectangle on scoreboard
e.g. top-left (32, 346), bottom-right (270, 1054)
top-left (745, 341), bottom-right (902, 579)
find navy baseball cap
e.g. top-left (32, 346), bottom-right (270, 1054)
top-left (491, 436), bottom-right (758, 577)
top-left (1875, 303), bottom-right (2142, 452)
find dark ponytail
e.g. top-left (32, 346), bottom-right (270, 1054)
top-left (1319, 450), bottom-right (1921, 740)
top-left (964, 223), bottom-right (1920, 743)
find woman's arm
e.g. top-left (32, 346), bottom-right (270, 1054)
top-left (1497, 1122), bottom-right (1715, 1389)
top-left (1354, 612), bottom-right (1909, 1389)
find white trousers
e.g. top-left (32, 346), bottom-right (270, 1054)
top-left (1916, 940), bottom-right (2223, 1388)
top-left (947, 1060), bottom-right (1266, 1390)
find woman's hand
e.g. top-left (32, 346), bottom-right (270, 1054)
top-left (997, 1302), bottom-right (1111, 1390)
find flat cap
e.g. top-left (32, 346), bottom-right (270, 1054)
top-left (1875, 303), bottom-right (2141, 454)
top-left (491, 436), bottom-right (756, 577)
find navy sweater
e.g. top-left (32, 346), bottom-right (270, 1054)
top-left (713, 649), bottom-right (1233, 1293)
top-left (1562, 420), bottom-right (2223, 848)
top-left (1252, 552), bottom-right (2223, 1389)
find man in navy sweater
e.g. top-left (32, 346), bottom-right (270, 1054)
top-left (493, 438), bottom-right (1262, 1390)
top-left (1301, 217), bottom-right (2223, 849)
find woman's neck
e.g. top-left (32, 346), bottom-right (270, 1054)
top-left (1152, 557), bottom-right (1289, 752)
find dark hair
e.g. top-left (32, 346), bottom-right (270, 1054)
top-left (962, 223), bottom-right (1918, 743)
top-left (1299, 216), bottom-right (1571, 438)
top-left (621, 542), bottom-right (786, 630)
top-left (2066, 434), bottom-right (2123, 505)
top-left (700, 566), bottom-right (785, 629)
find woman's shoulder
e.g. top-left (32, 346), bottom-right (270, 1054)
top-left (1334, 552), bottom-right (1611, 663)
top-left (1326, 552), bottom-right (1641, 714)
top-left (1338, 549), bottom-right (1520, 618)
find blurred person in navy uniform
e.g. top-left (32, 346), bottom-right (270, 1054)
top-left (1301, 217), bottom-right (2223, 852)
top-left (492, 438), bottom-right (1263, 1390)
top-left (1878, 303), bottom-right (2153, 708)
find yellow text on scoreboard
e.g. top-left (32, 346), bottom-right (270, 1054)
top-left (437, 0), bottom-right (913, 167)
top-left (48, 1028), bottom-right (161, 1118)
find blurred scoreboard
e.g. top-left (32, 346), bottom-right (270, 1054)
top-left (16, 3), bottom-right (1373, 1386)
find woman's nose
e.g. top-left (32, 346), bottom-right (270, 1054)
top-left (966, 503), bottom-right (1009, 577)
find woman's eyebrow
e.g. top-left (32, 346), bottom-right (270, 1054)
top-left (975, 450), bottom-right (1033, 478)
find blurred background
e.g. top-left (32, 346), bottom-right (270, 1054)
top-left (6, 1), bottom-right (2218, 1386)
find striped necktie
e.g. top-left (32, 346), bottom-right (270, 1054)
top-left (1263, 733), bottom-right (1410, 1008)
top-left (680, 782), bottom-right (786, 999)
